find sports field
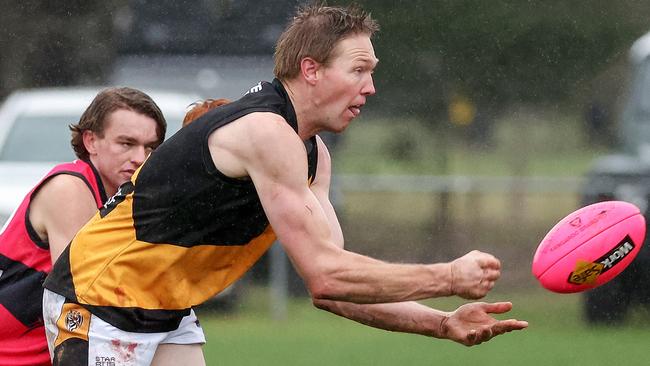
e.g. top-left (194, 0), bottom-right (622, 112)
top-left (198, 288), bottom-right (650, 365)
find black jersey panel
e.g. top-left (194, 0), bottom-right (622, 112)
top-left (0, 254), bottom-right (47, 328)
top-left (81, 303), bottom-right (189, 333)
top-left (131, 120), bottom-right (268, 246)
top-left (131, 79), bottom-right (318, 247)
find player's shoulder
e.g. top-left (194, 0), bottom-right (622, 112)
top-left (30, 173), bottom-right (96, 219)
top-left (235, 112), bottom-right (301, 145)
top-left (36, 173), bottom-right (92, 198)
top-left (239, 111), bottom-right (291, 128)
top-left (207, 111), bottom-right (304, 171)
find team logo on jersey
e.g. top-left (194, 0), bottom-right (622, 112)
top-left (100, 181), bottom-right (134, 218)
top-left (65, 309), bottom-right (84, 332)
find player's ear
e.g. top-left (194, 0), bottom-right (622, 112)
top-left (300, 57), bottom-right (320, 85)
top-left (82, 130), bottom-right (99, 156)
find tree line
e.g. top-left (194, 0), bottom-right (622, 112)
top-left (2, 0), bottom-right (649, 121)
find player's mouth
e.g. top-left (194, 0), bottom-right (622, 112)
top-left (348, 104), bottom-right (363, 117)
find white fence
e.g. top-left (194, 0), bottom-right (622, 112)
top-left (335, 174), bottom-right (585, 193)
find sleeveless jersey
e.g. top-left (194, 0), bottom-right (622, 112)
top-left (0, 160), bottom-right (106, 366)
top-left (45, 79), bottom-right (319, 333)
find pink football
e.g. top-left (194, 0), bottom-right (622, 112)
top-left (532, 201), bottom-right (646, 293)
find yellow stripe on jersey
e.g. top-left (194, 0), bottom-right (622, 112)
top-left (69, 191), bottom-right (276, 310)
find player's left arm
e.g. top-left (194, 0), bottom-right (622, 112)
top-left (315, 298), bottom-right (527, 346)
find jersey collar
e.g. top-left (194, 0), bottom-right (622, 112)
top-left (271, 78), bottom-right (298, 134)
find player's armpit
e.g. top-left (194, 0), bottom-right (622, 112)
top-left (308, 136), bottom-right (344, 249)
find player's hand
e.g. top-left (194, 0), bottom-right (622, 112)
top-left (449, 250), bottom-right (501, 299)
top-left (439, 302), bottom-right (528, 346)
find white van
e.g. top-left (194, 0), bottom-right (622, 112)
top-left (0, 87), bottom-right (198, 223)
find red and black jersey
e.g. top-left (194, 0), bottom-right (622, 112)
top-left (0, 160), bottom-right (106, 366)
top-left (45, 79), bottom-right (318, 333)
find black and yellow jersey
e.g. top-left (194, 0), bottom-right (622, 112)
top-left (44, 79), bottom-right (318, 332)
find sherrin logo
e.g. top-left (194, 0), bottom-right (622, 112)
top-left (567, 236), bottom-right (636, 285)
top-left (568, 261), bottom-right (603, 285)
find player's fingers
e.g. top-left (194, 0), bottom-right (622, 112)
top-left (481, 301), bottom-right (513, 314)
top-left (466, 329), bottom-right (478, 346)
top-left (503, 319), bottom-right (529, 330)
top-left (479, 254), bottom-right (501, 270)
top-left (478, 328), bottom-right (493, 343)
top-left (492, 321), bottom-right (513, 336)
top-left (484, 268), bottom-right (501, 281)
top-left (492, 319), bottom-right (529, 334)
top-left (478, 278), bottom-right (495, 293)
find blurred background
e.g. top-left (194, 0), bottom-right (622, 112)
top-left (2, 1), bottom-right (650, 364)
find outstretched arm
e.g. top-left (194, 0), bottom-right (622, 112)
top-left (210, 115), bottom-right (498, 303)
top-left (208, 113), bottom-right (500, 303)
top-left (308, 138), bottom-right (527, 344)
top-left (315, 299), bottom-right (528, 346)
top-left (241, 119), bottom-right (457, 303)
top-left (208, 114), bottom-right (527, 343)
top-left (306, 136), bottom-right (504, 302)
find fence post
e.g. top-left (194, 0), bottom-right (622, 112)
top-left (269, 241), bottom-right (288, 320)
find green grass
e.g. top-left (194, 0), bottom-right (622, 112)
top-left (198, 288), bottom-right (650, 366)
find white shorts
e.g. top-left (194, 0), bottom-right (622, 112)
top-left (43, 289), bottom-right (205, 365)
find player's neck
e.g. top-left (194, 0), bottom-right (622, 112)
top-left (282, 79), bottom-right (321, 140)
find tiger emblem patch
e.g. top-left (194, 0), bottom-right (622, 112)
top-left (65, 310), bottom-right (83, 332)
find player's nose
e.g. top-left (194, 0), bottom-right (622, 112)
top-left (362, 75), bottom-right (376, 96)
top-left (131, 145), bottom-right (147, 166)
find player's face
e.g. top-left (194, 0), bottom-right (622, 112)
top-left (316, 34), bottom-right (378, 132)
top-left (85, 109), bottom-right (160, 196)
